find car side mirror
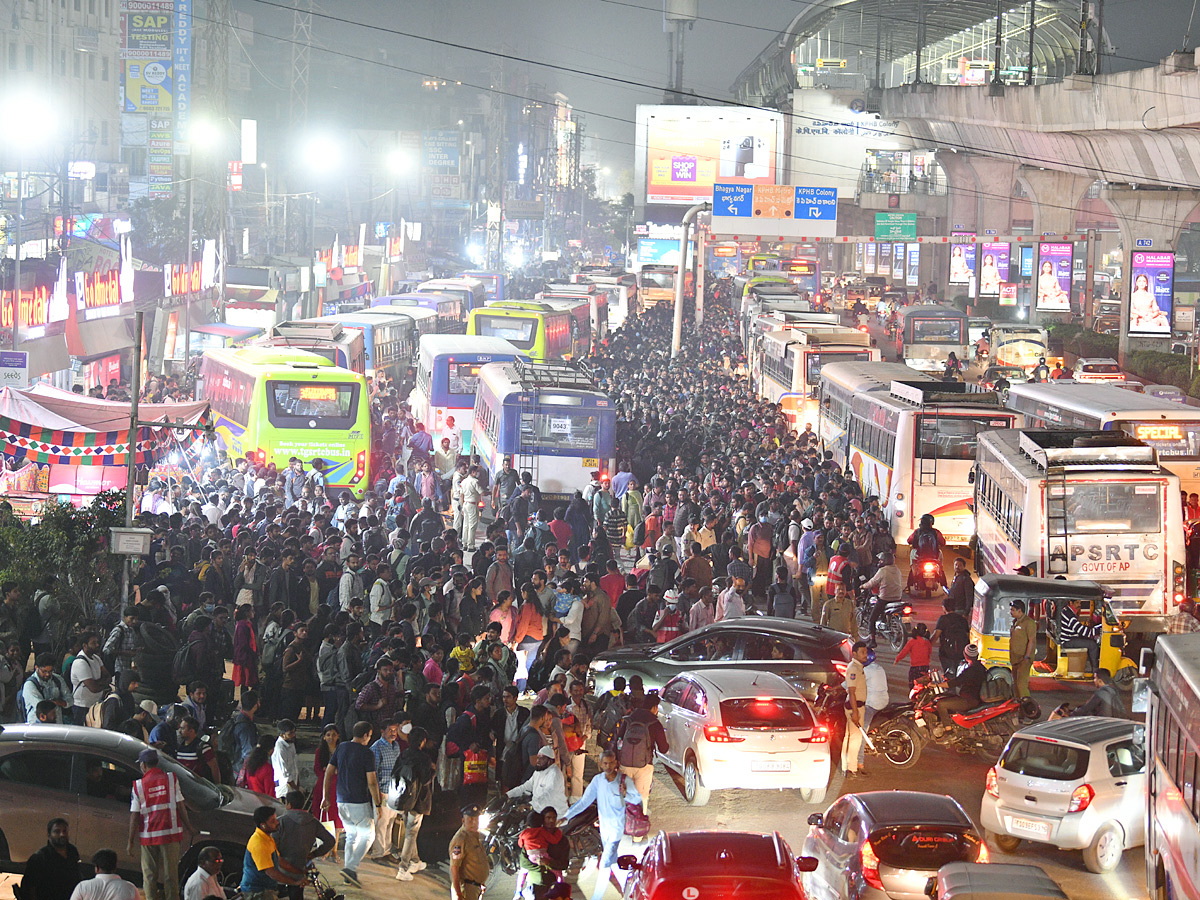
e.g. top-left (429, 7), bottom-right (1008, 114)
top-left (617, 854), bottom-right (640, 871)
top-left (796, 856), bottom-right (819, 872)
top-left (807, 813), bottom-right (824, 827)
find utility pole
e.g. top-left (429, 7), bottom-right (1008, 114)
top-left (1027, 0), bottom-right (1036, 85)
top-left (289, 0), bottom-right (312, 125)
top-left (204, 0), bottom-right (232, 327)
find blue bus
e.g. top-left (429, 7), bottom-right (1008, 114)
top-left (310, 310), bottom-right (428, 382)
top-left (373, 292), bottom-right (465, 334)
top-left (472, 359), bottom-right (616, 501)
top-left (460, 271), bottom-right (506, 304)
top-left (408, 334), bottom-right (522, 454)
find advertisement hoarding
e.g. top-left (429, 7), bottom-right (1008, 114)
top-left (949, 233), bottom-right (975, 284)
top-left (854, 243), bottom-right (863, 271)
top-left (636, 105), bottom-right (782, 206)
top-left (637, 238), bottom-right (693, 268)
top-left (978, 242), bottom-right (1010, 298)
top-left (906, 245), bottom-right (920, 287)
top-left (864, 242), bottom-right (877, 275)
top-left (1128, 251), bottom-right (1174, 337)
top-left (1035, 242), bottom-right (1073, 312)
top-left (999, 283), bottom-right (1017, 307)
top-left (878, 242), bottom-right (892, 272)
top-left (892, 243), bottom-right (904, 281)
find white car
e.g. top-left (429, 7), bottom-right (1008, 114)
top-left (656, 669), bottom-right (831, 807)
top-left (980, 717), bottom-right (1146, 873)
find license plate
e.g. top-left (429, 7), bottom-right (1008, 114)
top-left (582, 457), bottom-right (599, 468)
top-left (1008, 816), bottom-right (1051, 839)
top-left (751, 759), bottom-right (791, 772)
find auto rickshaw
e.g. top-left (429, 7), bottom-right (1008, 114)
top-left (968, 574), bottom-right (1138, 685)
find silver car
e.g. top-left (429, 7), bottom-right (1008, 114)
top-left (980, 716), bottom-right (1145, 873)
top-left (802, 791), bottom-right (988, 900)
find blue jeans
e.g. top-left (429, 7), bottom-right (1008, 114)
top-left (338, 801), bottom-right (376, 874)
top-left (322, 687), bottom-right (349, 730)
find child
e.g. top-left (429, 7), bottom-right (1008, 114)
top-left (422, 644), bottom-right (445, 686)
top-left (517, 808), bottom-right (570, 900)
top-left (895, 623), bottom-right (933, 686)
top-left (449, 631), bottom-right (477, 675)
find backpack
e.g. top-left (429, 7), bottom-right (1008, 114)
top-left (85, 695), bottom-right (114, 728)
top-left (595, 694), bottom-right (630, 746)
top-left (500, 725), bottom-right (533, 789)
top-left (773, 517), bottom-right (791, 552)
top-left (171, 638), bottom-right (204, 685)
top-left (616, 716), bottom-right (654, 768)
top-left (387, 757), bottom-right (417, 811)
top-left (532, 522), bottom-right (554, 553)
top-left (915, 529), bottom-right (940, 556)
top-left (217, 712), bottom-right (243, 760)
top-left (632, 519), bottom-right (646, 547)
top-left (526, 655), bottom-right (551, 693)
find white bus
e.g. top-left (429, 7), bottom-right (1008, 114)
top-left (1005, 381), bottom-right (1200, 495)
top-left (753, 328), bottom-right (880, 431)
top-left (973, 429), bottom-right (1186, 629)
top-left (897, 304), bottom-right (970, 374)
top-left (407, 334), bottom-right (522, 455)
top-left (1145, 634), bottom-right (1200, 900)
top-left (989, 324), bottom-right (1055, 372)
top-left (819, 362), bottom-right (1015, 544)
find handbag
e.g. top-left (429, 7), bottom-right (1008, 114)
top-left (621, 775), bottom-right (650, 838)
top-left (463, 748), bottom-right (488, 785)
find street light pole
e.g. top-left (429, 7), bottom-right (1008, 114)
top-left (12, 153), bottom-right (22, 351)
top-left (184, 155), bottom-right (195, 369)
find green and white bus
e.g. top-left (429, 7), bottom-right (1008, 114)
top-left (199, 346), bottom-right (372, 497)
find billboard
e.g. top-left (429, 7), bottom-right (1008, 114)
top-left (637, 238), bottom-right (693, 268)
top-left (636, 105), bottom-right (782, 206)
top-left (949, 233), bottom-right (975, 285)
top-left (864, 242), bottom-right (877, 274)
top-left (892, 243), bottom-right (904, 281)
top-left (906, 245), bottom-right (920, 287)
top-left (1128, 251), bottom-right (1174, 337)
top-left (1035, 242), bottom-right (1073, 312)
top-left (978, 242), bottom-right (1010, 298)
top-left (878, 242), bottom-right (892, 272)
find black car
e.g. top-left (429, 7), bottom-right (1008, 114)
top-left (587, 618), bottom-right (853, 700)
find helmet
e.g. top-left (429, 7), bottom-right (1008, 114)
top-left (920, 513), bottom-right (935, 528)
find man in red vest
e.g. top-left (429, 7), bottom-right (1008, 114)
top-left (127, 749), bottom-right (194, 900)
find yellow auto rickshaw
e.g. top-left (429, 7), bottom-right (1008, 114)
top-left (969, 574), bottom-right (1138, 685)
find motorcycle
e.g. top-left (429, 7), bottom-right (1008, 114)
top-left (480, 795), bottom-right (604, 879)
top-left (906, 553), bottom-right (944, 599)
top-left (900, 670), bottom-right (1037, 762)
top-left (856, 595), bottom-right (913, 652)
top-left (812, 684), bottom-right (924, 771)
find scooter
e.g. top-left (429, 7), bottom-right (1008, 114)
top-left (906, 553), bottom-right (945, 599)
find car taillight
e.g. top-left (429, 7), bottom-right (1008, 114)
top-left (860, 841), bottom-right (884, 889)
top-left (1068, 784), bottom-right (1094, 813)
top-left (804, 724), bottom-right (830, 743)
top-left (985, 766), bottom-right (999, 798)
top-left (975, 841), bottom-right (990, 863)
top-left (703, 724), bottom-right (745, 743)
top-left (832, 661), bottom-right (848, 676)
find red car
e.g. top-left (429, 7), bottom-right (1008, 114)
top-left (619, 830), bottom-right (818, 900)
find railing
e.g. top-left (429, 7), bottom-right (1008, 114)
top-left (857, 168), bottom-right (947, 196)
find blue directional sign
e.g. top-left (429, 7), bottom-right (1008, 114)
top-left (1136, 238), bottom-right (1153, 248)
top-left (712, 183), bottom-right (754, 218)
top-left (793, 186), bottom-right (837, 221)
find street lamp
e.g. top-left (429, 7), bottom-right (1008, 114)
top-left (0, 89), bottom-right (59, 349)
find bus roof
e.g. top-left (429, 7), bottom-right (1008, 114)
top-left (483, 301), bottom-right (562, 314)
top-left (749, 282), bottom-right (802, 298)
top-left (477, 359), bottom-right (604, 399)
top-left (417, 334), bottom-right (520, 364)
top-left (203, 346), bottom-right (352, 375)
top-left (1005, 382), bottom-right (1200, 420)
top-left (762, 327), bottom-right (871, 351)
top-left (271, 321), bottom-right (348, 342)
top-left (900, 304), bottom-right (968, 320)
top-left (319, 310), bottom-right (413, 328)
top-left (1155, 634), bottom-right (1200, 698)
top-left (979, 428), bottom-right (1167, 475)
top-left (417, 277), bottom-right (484, 291)
top-left (820, 361), bottom-right (937, 394)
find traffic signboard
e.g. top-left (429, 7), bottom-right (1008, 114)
top-left (793, 186), bottom-right (837, 221)
top-left (752, 184), bottom-right (795, 218)
top-left (875, 212), bottom-right (917, 240)
top-left (712, 183), bottom-right (753, 218)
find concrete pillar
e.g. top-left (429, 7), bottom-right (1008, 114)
top-left (966, 157), bottom-right (1019, 234)
top-left (1100, 186), bottom-right (1200, 368)
top-left (934, 151), bottom-right (980, 292)
top-left (1016, 167), bottom-right (1092, 236)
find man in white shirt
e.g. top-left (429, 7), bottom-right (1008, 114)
top-left (506, 746), bottom-right (568, 819)
top-left (70, 631), bottom-right (110, 725)
top-left (271, 721), bottom-right (299, 799)
top-left (715, 576), bottom-right (748, 621)
top-left (368, 563), bottom-right (395, 628)
top-left (70, 849), bottom-right (139, 900)
top-left (181, 846), bottom-right (226, 900)
top-left (441, 416), bottom-right (463, 457)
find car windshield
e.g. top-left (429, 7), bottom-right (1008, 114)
top-left (720, 697), bottom-right (814, 731)
top-left (1083, 362), bottom-right (1121, 374)
top-left (870, 827), bottom-right (980, 870)
top-left (650, 878), bottom-right (802, 900)
top-left (1000, 738), bottom-right (1090, 781)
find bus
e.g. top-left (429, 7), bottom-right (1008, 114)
top-left (460, 271), bottom-right (506, 304)
top-left (638, 264), bottom-right (690, 309)
top-left (468, 301), bottom-right (581, 361)
top-left (754, 327), bottom-right (880, 431)
top-left (1144, 634), bottom-right (1200, 900)
top-left (309, 310), bottom-right (421, 382)
top-left (989, 324), bottom-right (1055, 372)
top-left (261, 321), bottom-right (367, 375)
top-left (472, 359), bottom-right (616, 501)
top-left (199, 347), bottom-right (372, 497)
top-left (573, 269), bottom-right (638, 329)
top-left (973, 429), bottom-right (1186, 628)
top-left (372, 292), bottom-right (465, 334)
top-left (746, 252), bottom-right (782, 272)
top-left (540, 286), bottom-right (609, 342)
top-left (744, 310), bottom-right (841, 355)
top-left (897, 304), bottom-right (970, 373)
top-left (818, 361), bottom-right (1015, 543)
top-left (1004, 381), bottom-right (1200, 495)
top-left (408, 334), bottom-right (521, 455)
top-left (416, 277), bottom-right (488, 313)
top-left (780, 256), bottom-right (820, 296)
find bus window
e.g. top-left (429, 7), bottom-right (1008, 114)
top-left (1053, 482), bottom-right (1162, 534)
top-left (268, 381), bottom-right (360, 428)
top-left (917, 414), bottom-right (1012, 460)
top-left (447, 361), bottom-right (484, 397)
top-left (911, 319), bottom-right (963, 343)
top-left (475, 315), bottom-right (536, 349)
top-left (519, 410), bottom-right (601, 450)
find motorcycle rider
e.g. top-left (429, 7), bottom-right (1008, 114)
top-left (506, 746), bottom-right (568, 821)
top-left (935, 644), bottom-right (987, 730)
top-left (906, 514), bottom-right (947, 591)
top-left (1031, 357), bottom-right (1051, 381)
top-left (861, 551), bottom-right (903, 646)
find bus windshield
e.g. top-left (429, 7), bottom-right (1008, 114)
top-left (639, 272), bottom-right (674, 289)
top-left (805, 350), bottom-right (872, 390)
top-left (447, 361), bottom-right (484, 398)
top-left (267, 381), bottom-right (360, 428)
top-left (911, 318), bottom-right (963, 343)
top-left (475, 315), bottom-right (536, 349)
top-left (1052, 482), bottom-right (1162, 534)
top-left (918, 414), bottom-right (1013, 460)
top-left (520, 410), bottom-right (601, 451)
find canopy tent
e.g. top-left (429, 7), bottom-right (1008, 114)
top-left (0, 385), bottom-right (209, 468)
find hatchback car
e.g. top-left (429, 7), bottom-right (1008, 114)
top-left (0, 724), bottom-right (269, 884)
top-left (980, 365), bottom-right (1027, 391)
top-left (801, 791), bottom-right (989, 900)
top-left (657, 670), bottom-right (831, 806)
top-left (588, 618), bottom-right (852, 700)
top-left (980, 716), bottom-right (1145, 873)
top-left (1073, 358), bottom-right (1125, 382)
top-left (619, 830), bottom-right (818, 900)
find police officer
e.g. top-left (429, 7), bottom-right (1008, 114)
top-left (449, 804), bottom-right (490, 900)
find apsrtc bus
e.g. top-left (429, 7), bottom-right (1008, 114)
top-left (754, 327), bottom-right (880, 431)
top-left (416, 277), bottom-right (487, 312)
top-left (897, 304), bottom-right (970, 374)
top-left (372, 292), bottom-right (465, 334)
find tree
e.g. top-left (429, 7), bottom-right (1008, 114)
top-left (0, 490), bottom-right (125, 654)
